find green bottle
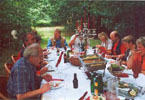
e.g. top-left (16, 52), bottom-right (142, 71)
top-left (94, 74), bottom-right (104, 96)
top-left (90, 72), bottom-right (95, 94)
top-left (98, 74), bottom-right (103, 94)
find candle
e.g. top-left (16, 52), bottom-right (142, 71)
top-left (88, 14), bottom-right (90, 29)
top-left (81, 17), bottom-right (83, 30)
top-left (93, 16), bottom-right (96, 29)
top-left (84, 8), bottom-right (87, 23)
top-left (76, 20), bottom-right (79, 29)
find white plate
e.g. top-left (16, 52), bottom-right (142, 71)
top-left (49, 81), bottom-right (64, 90)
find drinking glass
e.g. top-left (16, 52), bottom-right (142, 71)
top-left (107, 77), bottom-right (119, 100)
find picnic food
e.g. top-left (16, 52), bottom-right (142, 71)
top-left (50, 81), bottom-right (61, 88)
top-left (69, 56), bottom-right (81, 66)
top-left (128, 89), bottom-right (137, 97)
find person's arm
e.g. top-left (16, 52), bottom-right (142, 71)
top-left (16, 83), bottom-right (50, 100)
top-left (47, 39), bottom-right (52, 49)
top-left (126, 52), bottom-right (135, 69)
top-left (141, 71), bottom-right (145, 75)
top-left (0, 93), bottom-right (9, 100)
top-left (69, 35), bottom-right (78, 48)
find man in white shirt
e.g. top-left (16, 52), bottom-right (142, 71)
top-left (69, 34), bottom-right (84, 52)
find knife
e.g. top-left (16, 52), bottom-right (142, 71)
top-left (47, 70), bottom-right (55, 72)
top-left (51, 79), bottom-right (64, 81)
top-left (79, 91), bottom-right (88, 100)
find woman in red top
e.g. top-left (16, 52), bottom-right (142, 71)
top-left (127, 37), bottom-right (145, 77)
top-left (136, 37), bottom-right (145, 74)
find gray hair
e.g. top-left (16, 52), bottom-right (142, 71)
top-left (136, 36), bottom-right (145, 47)
top-left (23, 43), bottom-right (41, 58)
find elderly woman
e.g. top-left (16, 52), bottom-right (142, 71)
top-left (127, 37), bottom-right (145, 77)
top-left (96, 32), bottom-right (112, 54)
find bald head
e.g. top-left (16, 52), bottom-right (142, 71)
top-left (110, 31), bottom-right (120, 42)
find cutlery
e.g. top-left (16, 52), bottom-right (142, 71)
top-left (47, 70), bottom-right (55, 72)
top-left (51, 79), bottom-right (64, 81)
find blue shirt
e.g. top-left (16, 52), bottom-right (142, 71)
top-left (47, 38), bottom-right (68, 48)
top-left (7, 57), bottom-right (41, 98)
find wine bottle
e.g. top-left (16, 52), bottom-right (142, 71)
top-left (90, 72), bottom-right (95, 94)
top-left (98, 74), bottom-right (103, 94)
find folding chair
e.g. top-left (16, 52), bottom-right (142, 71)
top-left (4, 63), bottom-right (13, 77)
top-left (11, 55), bottom-right (18, 63)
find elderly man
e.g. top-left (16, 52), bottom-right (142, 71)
top-left (47, 29), bottom-right (68, 48)
top-left (106, 31), bottom-right (126, 59)
top-left (7, 43), bottom-right (52, 99)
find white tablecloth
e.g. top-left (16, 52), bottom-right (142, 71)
top-left (41, 48), bottom-right (145, 100)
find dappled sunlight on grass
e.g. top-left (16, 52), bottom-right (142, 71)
top-left (89, 39), bottom-right (101, 47)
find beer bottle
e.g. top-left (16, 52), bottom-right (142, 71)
top-left (56, 48), bottom-right (59, 56)
top-left (64, 46), bottom-right (67, 52)
top-left (94, 47), bottom-right (96, 54)
top-left (64, 53), bottom-right (67, 63)
top-left (73, 73), bottom-right (78, 89)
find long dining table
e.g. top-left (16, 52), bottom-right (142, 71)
top-left (41, 47), bottom-right (145, 100)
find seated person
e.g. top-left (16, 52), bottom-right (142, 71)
top-left (69, 26), bottom-right (89, 53)
top-left (96, 32), bottom-right (112, 54)
top-left (47, 29), bottom-right (68, 48)
top-left (7, 43), bottom-right (52, 99)
top-left (127, 37), bottom-right (145, 76)
top-left (106, 31), bottom-right (126, 59)
top-left (120, 35), bottom-right (136, 65)
top-left (17, 32), bottom-right (36, 59)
